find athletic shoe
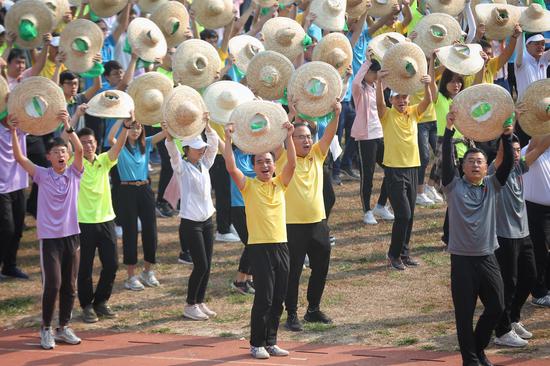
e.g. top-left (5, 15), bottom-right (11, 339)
top-left (304, 255), bottom-right (310, 268)
top-left (304, 309), bottom-right (332, 324)
top-left (115, 226), bottom-right (123, 238)
top-left (54, 327), bottom-right (81, 345)
top-left (342, 167), bottom-right (360, 180)
top-left (494, 330), bottom-right (528, 347)
top-left (477, 351), bottom-right (494, 366)
top-left (250, 346), bottom-right (270, 359)
top-left (215, 231), bottom-right (241, 242)
top-left (231, 281), bottom-right (254, 295)
top-left (198, 303), bottom-right (217, 317)
top-left (329, 236), bottom-right (336, 246)
top-left (363, 210), bottom-right (378, 225)
top-left (285, 313), bottom-right (303, 332)
top-left (531, 295), bottom-right (550, 307)
top-left (388, 256), bottom-right (405, 271)
top-left (229, 224), bottom-right (239, 236)
top-left (266, 345), bottom-right (289, 356)
top-left (124, 276), bottom-right (145, 291)
top-left (156, 202), bottom-right (174, 218)
top-left (372, 204), bottom-right (394, 220)
top-left (1, 267), bottom-right (29, 279)
top-left (183, 304), bottom-right (209, 321)
top-left (246, 280), bottom-right (255, 292)
top-left (416, 193), bottom-right (434, 206)
top-left (94, 302), bottom-right (118, 318)
top-left (512, 322), bottom-right (532, 339)
top-left (401, 256), bottom-right (419, 267)
top-left (148, 163), bottom-right (154, 172)
top-left (40, 327), bottom-right (55, 350)
top-left (331, 174), bottom-right (342, 186)
top-left (82, 304), bottom-right (99, 323)
top-left (425, 185), bottom-right (444, 203)
top-left (178, 251), bottom-right (192, 265)
top-left (137, 218), bottom-right (142, 233)
top-left (139, 270), bottom-right (160, 287)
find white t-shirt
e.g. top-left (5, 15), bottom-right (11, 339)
top-left (522, 144), bottom-right (550, 206)
top-left (515, 50), bottom-right (550, 100)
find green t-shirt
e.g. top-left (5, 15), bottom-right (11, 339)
top-left (407, 1), bottom-right (424, 34)
top-left (435, 92), bottom-right (467, 158)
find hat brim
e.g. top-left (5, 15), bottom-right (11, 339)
top-left (150, 1), bottom-right (190, 48)
top-left (435, 43), bottom-right (484, 76)
top-left (311, 32), bottom-right (353, 76)
top-left (127, 71), bottom-right (174, 125)
top-left (138, 0), bottom-right (167, 14)
top-left (519, 6), bottom-right (550, 33)
top-left (262, 17), bottom-right (305, 62)
top-left (475, 4), bottom-right (522, 41)
top-left (346, 0), bottom-right (369, 20)
top-left (246, 50), bottom-right (295, 100)
top-left (310, 0), bottom-right (347, 31)
top-left (203, 80), bottom-right (256, 125)
top-left (86, 90), bottom-right (135, 119)
top-left (228, 35), bottom-right (265, 74)
top-left (518, 79), bottom-right (550, 137)
top-left (0, 76), bottom-right (8, 114)
top-left (89, 0), bottom-right (128, 18)
top-left (368, 0), bottom-right (401, 17)
top-left (426, 0), bottom-right (466, 17)
top-left (173, 39), bottom-right (222, 90)
top-left (5, 0), bottom-right (55, 49)
top-left (127, 17), bottom-right (168, 63)
top-left (59, 19), bottom-right (104, 73)
top-left (413, 13), bottom-right (463, 57)
top-left (382, 42), bottom-right (427, 96)
top-left (163, 85), bottom-right (207, 139)
top-left (368, 32), bottom-right (408, 61)
top-left (191, 0), bottom-right (234, 30)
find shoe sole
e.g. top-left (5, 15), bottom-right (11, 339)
top-left (54, 337), bottom-right (81, 345)
top-left (177, 259), bottom-right (193, 265)
top-left (531, 301), bottom-right (550, 308)
top-left (183, 314), bottom-right (209, 321)
top-left (284, 324), bottom-right (303, 332)
top-left (82, 317), bottom-right (99, 323)
top-left (41, 344), bottom-right (55, 350)
top-left (494, 340), bottom-right (528, 347)
top-left (124, 285), bottom-right (145, 291)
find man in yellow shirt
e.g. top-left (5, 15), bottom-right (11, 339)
top-left (39, 36), bottom-right (67, 80)
top-left (372, 0), bottom-right (412, 37)
top-left (376, 70), bottom-right (433, 270)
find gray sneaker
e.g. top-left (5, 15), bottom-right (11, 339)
top-left (124, 275), bottom-right (145, 291)
top-left (250, 346), bottom-right (270, 359)
top-left (82, 304), bottom-right (99, 323)
top-left (40, 327), bottom-right (55, 350)
top-left (139, 270), bottom-right (160, 287)
top-left (54, 326), bottom-right (81, 345)
top-left (531, 295), bottom-right (550, 307)
top-left (94, 302), bottom-right (118, 318)
top-left (266, 345), bottom-right (289, 357)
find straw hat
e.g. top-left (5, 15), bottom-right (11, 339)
top-left (150, 1), bottom-right (190, 48)
top-left (252, 0), bottom-right (278, 7)
top-left (127, 72), bottom-right (173, 125)
top-left (230, 100), bottom-right (289, 154)
top-left (471, 0), bottom-right (506, 18)
top-left (311, 32), bottom-right (352, 76)
top-left (5, 0), bottom-right (55, 49)
top-left (368, 31), bottom-right (407, 61)
top-left (518, 79), bottom-right (550, 137)
top-left (287, 61), bottom-right (343, 117)
top-left (310, 0), bottom-right (347, 31)
top-left (426, 0), bottom-right (466, 17)
top-left (368, 0), bottom-right (401, 18)
top-left (262, 17), bottom-right (306, 62)
top-left (475, 4), bottom-right (522, 40)
top-left (453, 83), bottom-right (514, 142)
top-left (435, 43), bottom-right (484, 76)
top-left (163, 85), bottom-right (207, 139)
top-left (42, 0), bottom-right (70, 28)
top-left (413, 13), bottom-right (463, 57)
top-left (347, 0), bottom-right (369, 20)
top-left (246, 50), bottom-right (295, 100)
top-left (127, 17), bottom-right (168, 63)
top-left (0, 76), bottom-right (8, 115)
top-left (89, 0), bottom-right (128, 18)
top-left (382, 42), bottom-right (427, 95)
top-left (7, 76), bottom-right (66, 136)
top-left (173, 39), bottom-right (222, 90)
top-left (59, 19), bottom-right (104, 73)
top-left (138, 0), bottom-right (167, 14)
top-left (228, 34), bottom-right (265, 74)
top-left (203, 81), bottom-right (255, 125)
top-left (519, 3), bottom-right (550, 33)
top-left (86, 90), bottom-right (135, 119)
top-left (191, 0), bottom-right (234, 30)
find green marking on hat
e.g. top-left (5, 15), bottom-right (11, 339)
top-left (503, 112), bottom-right (515, 128)
top-left (25, 96), bottom-right (46, 118)
top-left (250, 118), bottom-right (267, 132)
top-left (260, 7), bottom-right (271, 15)
top-left (471, 102), bottom-right (492, 122)
top-left (0, 108), bottom-right (8, 121)
top-left (405, 61), bottom-right (416, 77)
top-left (302, 34), bottom-right (313, 50)
top-left (19, 20), bottom-right (37, 42)
top-left (73, 38), bottom-right (89, 52)
top-left (171, 21), bottom-right (180, 35)
top-left (430, 25), bottom-right (445, 38)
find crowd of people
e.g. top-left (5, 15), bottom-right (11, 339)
top-left (0, 0), bottom-right (549, 364)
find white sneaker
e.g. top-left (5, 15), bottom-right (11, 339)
top-left (215, 231), bottom-right (241, 242)
top-left (304, 254), bottom-right (310, 268)
top-left (494, 330), bottom-right (528, 347)
top-left (416, 193), bottom-right (434, 206)
top-left (512, 322), bottom-right (533, 339)
top-left (137, 218), bottom-right (142, 233)
top-left (54, 326), bottom-right (81, 345)
top-left (124, 275), bottom-right (145, 291)
top-left (40, 327), bottom-right (55, 350)
top-left (372, 204), bottom-right (394, 220)
top-left (425, 185), bottom-right (444, 203)
top-left (198, 303), bottom-right (217, 317)
top-left (363, 210), bottom-right (378, 225)
top-left (184, 304), bottom-right (209, 320)
top-left (139, 270), bottom-right (160, 287)
top-left (250, 346), bottom-right (270, 359)
top-left (266, 345), bottom-right (289, 356)
top-left (229, 224), bottom-right (239, 236)
top-left (115, 226), bottom-right (123, 238)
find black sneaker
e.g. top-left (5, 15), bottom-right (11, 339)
top-left (246, 280), bottom-right (255, 290)
top-left (285, 313), bottom-right (303, 332)
top-left (387, 256), bottom-right (405, 270)
top-left (341, 167), bottom-right (360, 180)
top-left (331, 175), bottom-right (342, 186)
top-left (477, 351), bottom-right (494, 366)
top-left (1, 267), bottom-right (29, 279)
top-left (82, 304), bottom-right (99, 323)
top-left (94, 302), bottom-right (118, 318)
top-left (231, 281), bottom-right (249, 295)
top-left (304, 309), bottom-right (332, 324)
top-left (156, 202), bottom-right (174, 218)
top-left (178, 251), bottom-right (192, 265)
top-left (401, 256), bottom-right (419, 267)
top-left (329, 236), bottom-right (336, 246)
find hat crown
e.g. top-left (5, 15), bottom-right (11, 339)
top-left (176, 101), bottom-right (200, 125)
top-left (207, 0), bottom-right (225, 15)
top-left (44, 0), bottom-right (57, 13)
top-left (21, 14), bottom-right (38, 26)
top-left (189, 55), bottom-right (208, 74)
top-left (260, 66), bottom-right (280, 87)
top-left (374, 0), bottom-right (389, 4)
top-left (451, 44), bottom-right (471, 58)
top-left (525, 3), bottom-right (544, 19)
top-left (166, 17), bottom-right (180, 35)
top-left (249, 113), bottom-right (270, 135)
top-left (492, 7), bottom-right (510, 25)
top-left (275, 27), bottom-right (297, 46)
top-left (400, 57), bottom-right (418, 79)
top-left (143, 89), bottom-right (164, 111)
top-left (144, 29), bottom-right (161, 45)
top-left (72, 37), bottom-right (91, 53)
top-left (24, 95), bottom-right (48, 118)
top-left (324, 0), bottom-right (343, 14)
top-left (536, 98), bottom-right (550, 120)
top-left (245, 43), bottom-right (260, 59)
top-left (217, 90), bottom-right (238, 109)
top-left (429, 24), bottom-right (448, 41)
top-left (304, 77), bottom-right (327, 98)
top-left (100, 91), bottom-right (121, 107)
top-left (327, 48), bottom-right (347, 68)
top-left (382, 34), bottom-right (401, 49)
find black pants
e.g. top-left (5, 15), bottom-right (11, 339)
top-left (357, 139), bottom-right (388, 212)
top-left (40, 235), bottom-right (80, 327)
top-left (494, 236), bottom-right (536, 337)
top-left (118, 184), bottom-right (158, 265)
top-left (451, 254), bottom-right (504, 366)
top-left (526, 201), bottom-right (550, 298)
top-left (26, 146), bottom-right (48, 218)
top-left (0, 189), bottom-right (25, 271)
top-left (179, 217), bottom-right (214, 305)
top-left (153, 127), bottom-right (173, 204)
top-left (78, 221), bottom-right (119, 308)
top-left (209, 155), bottom-right (232, 234)
top-left (323, 159), bottom-right (335, 219)
top-left (231, 206), bottom-right (251, 275)
top-left (333, 101), bottom-right (357, 176)
top-left (249, 243), bottom-right (289, 347)
top-left (285, 221), bottom-right (331, 314)
top-left (417, 121), bottom-right (437, 186)
top-left (110, 167), bottom-right (122, 226)
top-left (385, 167), bottom-right (417, 259)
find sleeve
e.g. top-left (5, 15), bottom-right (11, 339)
top-left (442, 127), bottom-right (458, 187)
top-left (165, 139), bottom-right (183, 176)
top-left (32, 165), bottom-right (47, 183)
top-left (76, 93), bottom-right (87, 104)
top-left (313, 141), bottom-right (327, 160)
top-left (519, 158), bottom-right (529, 175)
top-left (352, 61), bottom-right (370, 104)
top-left (145, 136), bottom-right (154, 154)
top-left (488, 57), bottom-right (500, 75)
top-left (240, 176), bottom-right (251, 194)
top-left (464, 3), bottom-right (476, 43)
top-left (410, 105), bottom-right (423, 122)
top-left (70, 163), bottom-right (83, 177)
top-left (275, 175), bottom-right (288, 191)
top-left (495, 133), bottom-right (514, 186)
top-left (203, 130), bottom-right (219, 169)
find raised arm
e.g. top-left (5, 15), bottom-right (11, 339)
top-left (465, 0), bottom-right (477, 43)
top-left (318, 99), bottom-right (341, 155)
top-left (61, 110), bottom-right (84, 172)
top-left (8, 116), bottom-right (36, 176)
top-left (83, 54), bottom-right (103, 101)
top-left (108, 113), bottom-right (132, 161)
top-left (203, 118), bottom-right (219, 169)
top-left (162, 121), bottom-right (183, 175)
top-left (280, 122), bottom-right (296, 187)
top-left (375, 70), bottom-right (389, 120)
top-left (117, 53), bottom-right (137, 91)
top-left (495, 125), bottom-right (514, 186)
top-left (30, 34), bottom-right (52, 76)
top-left (61, 104), bottom-right (87, 141)
top-left (223, 123), bottom-right (246, 190)
top-left (442, 108), bottom-right (458, 187)
top-left (150, 125), bottom-right (168, 145)
top-left (417, 74), bottom-right (433, 116)
top-left (112, 3), bottom-right (131, 43)
top-left (497, 24), bottom-right (521, 70)
top-left (108, 119), bottom-right (123, 146)
top-left (401, 0), bottom-right (412, 28)
top-left (351, 11), bottom-right (368, 46)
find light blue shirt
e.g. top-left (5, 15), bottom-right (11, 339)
top-left (117, 136), bottom-right (153, 181)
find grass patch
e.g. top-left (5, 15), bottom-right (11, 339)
top-left (0, 296), bottom-right (34, 316)
top-left (219, 332), bottom-right (237, 338)
top-left (226, 293), bottom-right (251, 305)
top-left (421, 344), bottom-right (437, 351)
top-left (303, 323), bottom-right (336, 332)
top-left (396, 337), bottom-right (418, 346)
top-left (151, 327), bottom-right (172, 334)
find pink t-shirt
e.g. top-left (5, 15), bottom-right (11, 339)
top-left (7, 68), bottom-right (32, 91)
top-left (0, 126), bottom-right (28, 193)
top-left (351, 61), bottom-right (383, 141)
top-left (33, 165), bottom-right (83, 240)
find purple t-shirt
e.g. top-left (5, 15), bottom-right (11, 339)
top-left (0, 126), bottom-right (28, 194)
top-left (33, 165), bottom-right (83, 240)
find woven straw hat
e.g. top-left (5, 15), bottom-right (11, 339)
top-left (368, 0), bottom-right (401, 18)
top-left (368, 32), bottom-right (407, 61)
top-left (228, 34), bottom-right (265, 74)
top-left (5, 0), bottom-right (55, 49)
top-left (471, 0), bottom-right (506, 17)
top-left (173, 39), bottom-right (222, 90)
top-left (252, 0), bottom-right (278, 7)
top-left (59, 19), bottom-right (104, 73)
top-left (287, 61), bottom-right (343, 117)
top-left (413, 13), bottom-right (463, 57)
top-left (86, 90), bottom-right (135, 119)
top-left (163, 85), bottom-right (207, 139)
top-left (310, 0), bottom-right (347, 31)
top-left (246, 50), bottom-right (295, 100)
top-left (475, 4), bottom-right (522, 40)
top-left (347, 0), bottom-right (370, 20)
top-left (89, 0), bottom-right (128, 18)
top-left (311, 32), bottom-right (352, 76)
top-left (426, 0), bottom-right (466, 17)
top-left (203, 81), bottom-right (255, 125)
top-left (7, 76), bottom-right (66, 136)
top-left (138, 0), bottom-right (167, 14)
top-left (435, 43), bottom-right (484, 76)
top-left (191, 0), bottom-right (234, 30)
top-left (42, 0), bottom-right (70, 28)
top-left (518, 79), bottom-right (550, 137)
top-left (127, 17), bottom-right (168, 63)
top-left (382, 42), bottom-right (427, 95)
top-left (519, 3), bottom-right (550, 33)
top-left (0, 76), bottom-right (8, 115)
top-left (453, 83), bottom-right (514, 142)
top-left (150, 1), bottom-right (190, 48)
top-left (230, 100), bottom-right (288, 154)
top-left (262, 17), bottom-right (306, 62)
top-left (127, 72), bottom-right (173, 126)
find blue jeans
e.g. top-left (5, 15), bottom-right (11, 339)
top-left (333, 101), bottom-right (356, 176)
top-left (417, 121), bottom-right (437, 186)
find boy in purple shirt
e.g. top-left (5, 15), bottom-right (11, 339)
top-left (10, 110), bottom-right (84, 350)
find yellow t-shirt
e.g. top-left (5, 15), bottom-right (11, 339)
top-left (373, 21), bottom-right (408, 37)
top-left (77, 152), bottom-right (117, 224)
top-left (410, 89), bottom-right (436, 123)
top-left (381, 105), bottom-right (423, 168)
top-left (241, 176), bottom-right (287, 244)
top-left (275, 143), bottom-right (326, 224)
top-left (463, 57), bottom-right (499, 88)
top-left (39, 58), bottom-right (66, 80)
top-left (218, 48), bottom-right (228, 64)
top-left (210, 121), bottom-right (225, 155)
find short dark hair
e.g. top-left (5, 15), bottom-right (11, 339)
top-left (251, 151), bottom-right (275, 165)
top-left (293, 122), bottom-right (315, 135)
top-left (200, 29), bottom-right (218, 41)
top-left (104, 60), bottom-right (123, 77)
top-left (46, 137), bottom-right (69, 153)
top-left (77, 127), bottom-right (95, 139)
top-left (369, 59), bottom-right (381, 72)
top-left (462, 147), bottom-right (488, 162)
top-left (496, 134), bottom-right (520, 148)
top-left (60, 71), bottom-right (79, 84)
top-left (478, 39), bottom-right (491, 50)
top-left (7, 49), bottom-right (26, 64)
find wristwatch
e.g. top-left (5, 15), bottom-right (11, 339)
top-left (66, 127), bottom-right (75, 134)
